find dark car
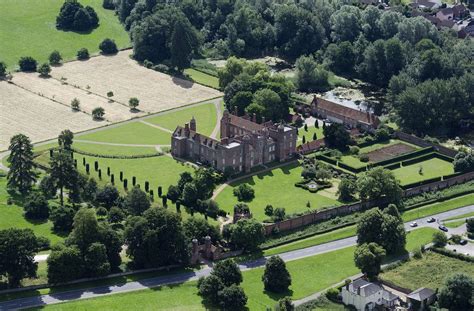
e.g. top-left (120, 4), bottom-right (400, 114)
top-left (460, 239), bottom-right (468, 245)
top-left (438, 225), bottom-right (448, 232)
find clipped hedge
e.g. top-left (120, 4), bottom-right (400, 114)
top-left (442, 171), bottom-right (464, 179)
top-left (72, 148), bottom-right (163, 159)
top-left (384, 162), bottom-right (401, 170)
top-left (337, 161), bottom-right (367, 174)
top-left (375, 146), bottom-right (434, 167)
top-left (316, 154), bottom-right (338, 165)
top-left (401, 152), bottom-right (437, 166)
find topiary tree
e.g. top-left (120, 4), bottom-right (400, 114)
top-left (432, 231), bottom-right (448, 247)
top-left (49, 51), bottom-right (62, 65)
top-left (128, 97), bottom-right (140, 111)
top-left (92, 107), bottom-right (105, 120)
top-left (232, 183), bottom-right (255, 202)
top-left (38, 63), bottom-right (51, 77)
top-left (71, 98), bottom-right (80, 111)
top-left (262, 256), bottom-right (292, 293)
top-left (77, 48), bottom-right (89, 60)
top-left (19, 56), bottom-right (37, 72)
top-left (24, 192), bottom-right (50, 220)
top-left (99, 38), bottom-right (118, 55)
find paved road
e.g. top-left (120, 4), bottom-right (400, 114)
top-left (1, 205), bottom-right (473, 310)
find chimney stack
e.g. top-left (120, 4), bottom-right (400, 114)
top-left (184, 123), bottom-right (190, 137)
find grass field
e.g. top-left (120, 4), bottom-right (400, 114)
top-left (298, 125), bottom-right (324, 144)
top-left (445, 211), bottom-right (474, 221)
top-left (392, 157), bottom-right (454, 185)
top-left (381, 251), bottom-right (474, 291)
top-left (75, 154), bottom-right (195, 195)
top-left (32, 227), bottom-right (435, 310)
top-left (0, 0), bottom-right (130, 69)
top-left (444, 219), bottom-right (466, 229)
top-left (146, 102), bottom-right (218, 136)
top-left (77, 122), bottom-right (171, 145)
top-left (215, 161), bottom-right (342, 221)
top-left (184, 68), bottom-right (220, 89)
top-left (0, 177), bottom-right (63, 245)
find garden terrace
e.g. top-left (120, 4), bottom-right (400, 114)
top-left (214, 161), bottom-right (343, 221)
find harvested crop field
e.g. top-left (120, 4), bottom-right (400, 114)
top-left (0, 81), bottom-right (101, 151)
top-left (51, 50), bottom-right (222, 113)
top-left (365, 143), bottom-right (416, 162)
top-left (11, 73), bottom-right (143, 123)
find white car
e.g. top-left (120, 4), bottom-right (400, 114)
top-left (410, 222), bottom-right (418, 227)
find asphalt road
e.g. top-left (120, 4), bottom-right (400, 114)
top-left (1, 204), bottom-right (473, 310)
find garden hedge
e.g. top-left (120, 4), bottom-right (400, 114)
top-left (401, 176), bottom-right (443, 189)
top-left (430, 247), bottom-right (474, 263)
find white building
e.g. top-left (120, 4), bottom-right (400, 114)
top-left (341, 279), bottom-right (399, 311)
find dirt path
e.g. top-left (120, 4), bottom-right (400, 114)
top-left (139, 120), bottom-right (173, 133)
top-left (210, 99), bottom-right (223, 139)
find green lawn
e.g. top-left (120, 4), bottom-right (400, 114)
top-left (0, 0), bottom-right (130, 69)
top-left (215, 161), bottom-right (342, 221)
top-left (73, 142), bottom-right (158, 156)
top-left (0, 177), bottom-right (63, 245)
top-left (444, 219), bottom-right (466, 229)
top-left (184, 68), bottom-right (220, 89)
top-left (404, 227), bottom-right (437, 251)
top-left (445, 211), bottom-right (474, 221)
top-left (381, 251), bottom-right (474, 291)
top-left (32, 227), bottom-right (435, 310)
top-left (77, 122), bottom-right (171, 145)
top-left (146, 102), bottom-right (218, 136)
top-left (74, 154), bottom-right (194, 195)
top-left (392, 157), bottom-right (454, 186)
top-left (298, 125), bottom-right (324, 145)
top-left (402, 193), bottom-right (474, 222)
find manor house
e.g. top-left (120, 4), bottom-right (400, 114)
top-left (171, 110), bottom-right (297, 173)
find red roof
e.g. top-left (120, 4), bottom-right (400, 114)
top-left (229, 114), bottom-right (265, 132)
top-left (297, 139), bottom-right (325, 154)
top-left (311, 97), bottom-right (380, 127)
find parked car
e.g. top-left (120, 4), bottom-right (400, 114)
top-left (438, 225), bottom-right (448, 232)
top-left (460, 239), bottom-right (468, 245)
top-left (427, 217), bottom-right (436, 223)
top-left (410, 222), bottom-right (418, 227)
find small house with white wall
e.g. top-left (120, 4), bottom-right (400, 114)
top-left (342, 279), bottom-right (399, 311)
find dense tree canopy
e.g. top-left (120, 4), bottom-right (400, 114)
top-left (7, 134), bottom-right (37, 194)
top-left (56, 0), bottom-right (99, 32)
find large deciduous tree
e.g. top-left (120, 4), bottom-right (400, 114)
top-left (354, 242), bottom-right (386, 280)
top-left (262, 256), bottom-right (291, 293)
top-left (7, 134), bottom-right (37, 194)
top-left (438, 273), bottom-right (474, 311)
top-left (357, 167), bottom-right (402, 203)
top-left (0, 228), bottom-right (39, 288)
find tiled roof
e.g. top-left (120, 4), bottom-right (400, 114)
top-left (173, 126), bottom-right (220, 148)
top-left (297, 139), bottom-right (325, 154)
top-left (229, 115), bottom-right (265, 132)
top-left (311, 97), bottom-right (380, 126)
top-left (407, 288), bottom-right (436, 301)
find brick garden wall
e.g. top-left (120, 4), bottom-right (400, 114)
top-left (264, 170), bottom-right (474, 235)
top-left (395, 131), bottom-right (458, 158)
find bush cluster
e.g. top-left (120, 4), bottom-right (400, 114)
top-left (56, 0), bottom-right (99, 32)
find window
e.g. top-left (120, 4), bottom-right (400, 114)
top-left (233, 159), bottom-right (236, 165)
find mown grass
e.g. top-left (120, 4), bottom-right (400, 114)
top-left (146, 101), bottom-right (218, 136)
top-left (72, 142), bottom-right (158, 156)
top-left (445, 211), bottom-right (474, 221)
top-left (392, 157), bottom-right (454, 186)
top-left (0, 0), bottom-right (130, 69)
top-left (77, 122), bottom-right (171, 145)
top-left (184, 68), bottom-right (220, 89)
top-left (298, 125), bottom-right (324, 145)
top-left (215, 161), bottom-right (342, 221)
top-left (381, 251), bottom-right (474, 291)
top-left (444, 219), bottom-right (466, 229)
top-left (0, 177), bottom-right (63, 245)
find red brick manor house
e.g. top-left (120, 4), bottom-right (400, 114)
top-left (171, 109), bottom-right (298, 173)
